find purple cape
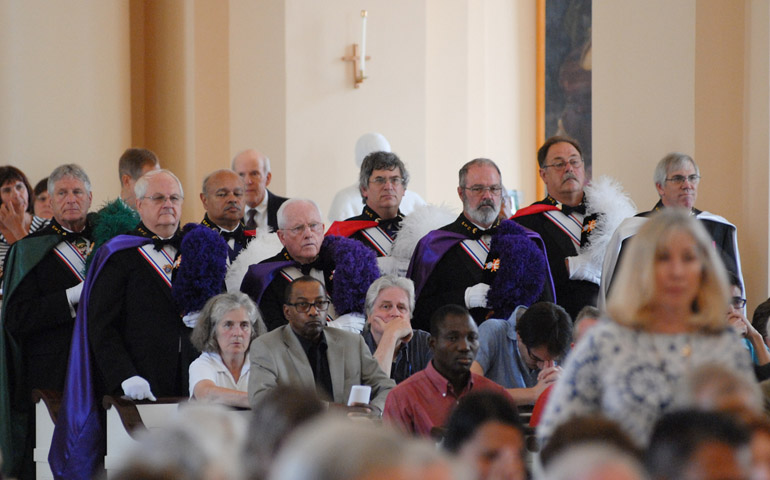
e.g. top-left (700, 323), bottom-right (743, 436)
top-left (48, 235), bottom-right (150, 480)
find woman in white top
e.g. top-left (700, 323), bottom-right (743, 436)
top-left (538, 209), bottom-right (753, 447)
top-left (189, 292), bottom-right (266, 408)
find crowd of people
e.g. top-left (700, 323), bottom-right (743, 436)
top-left (0, 133), bottom-right (768, 480)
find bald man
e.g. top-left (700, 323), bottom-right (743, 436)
top-left (231, 149), bottom-right (288, 232)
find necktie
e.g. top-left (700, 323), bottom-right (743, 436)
top-left (245, 209), bottom-right (257, 229)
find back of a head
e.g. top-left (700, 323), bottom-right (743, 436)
top-left (644, 409), bottom-right (750, 480)
top-left (268, 415), bottom-right (458, 480)
top-left (543, 444), bottom-right (648, 480)
top-left (443, 391), bottom-right (522, 453)
top-left (119, 148), bottom-right (159, 181)
top-left (675, 363), bottom-right (763, 417)
top-left (539, 415), bottom-right (640, 469)
top-left (753, 298), bottom-right (770, 339)
top-left (516, 302), bottom-right (573, 358)
top-left (355, 133), bottom-right (391, 168)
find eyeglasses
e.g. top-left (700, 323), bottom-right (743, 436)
top-left (665, 174), bottom-right (701, 186)
top-left (731, 296), bottom-right (747, 309)
top-left (541, 159), bottom-right (584, 171)
top-left (142, 194), bottom-right (184, 205)
top-left (370, 176), bottom-right (404, 186)
top-left (462, 185), bottom-right (504, 196)
top-left (285, 300), bottom-right (331, 313)
top-left (283, 223), bottom-right (324, 236)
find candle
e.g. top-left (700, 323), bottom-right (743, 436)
top-left (360, 10), bottom-right (367, 78)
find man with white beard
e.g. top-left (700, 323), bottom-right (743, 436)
top-left (408, 159), bottom-right (554, 331)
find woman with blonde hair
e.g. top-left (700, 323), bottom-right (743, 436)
top-left (538, 208), bottom-right (753, 447)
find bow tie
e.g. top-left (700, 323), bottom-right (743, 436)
top-left (220, 229), bottom-right (242, 242)
top-left (152, 235), bottom-right (182, 252)
top-left (377, 217), bottom-right (402, 236)
top-left (470, 226), bottom-right (496, 240)
top-left (298, 258), bottom-right (324, 276)
top-left (561, 203), bottom-right (586, 216)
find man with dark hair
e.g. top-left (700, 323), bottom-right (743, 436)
top-left (513, 136), bottom-right (634, 319)
top-left (600, 152), bottom-right (742, 309)
top-left (443, 391), bottom-right (526, 480)
top-left (248, 276), bottom-right (394, 412)
top-left (2, 164), bottom-right (94, 479)
top-left (753, 298), bottom-right (770, 349)
top-left (645, 410), bottom-right (751, 480)
top-left (471, 302), bottom-right (571, 405)
top-left (408, 158), bottom-right (554, 329)
top-left (326, 151), bottom-right (410, 270)
top-left (118, 148), bottom-right (160, 207)
top-left (383, 304), bottom-right (509, 437)
top-left (199, 169), bottom-right (249, 263)
top-left (231, 149), bottom-right (288, 232)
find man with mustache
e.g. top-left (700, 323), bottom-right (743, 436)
top-left (200, 169), bottom-right (250, 263)
top-left (383, 304), bottom-right (510, 437)
top-left (408, 158), bottom-right (554, 330)
top-left (599, 152), bottom-right (742, 309)
top-left (513, 136), bottom-right (601, 319)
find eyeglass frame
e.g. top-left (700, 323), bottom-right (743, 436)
top-left (461, 185), bottom-right (504, 196)
top-left (369, 176), bottom-right (405, 187)
top-left (664, 174), bottom-right (701, 186)
top-left (540, 159), bottom-right (584, 171)
top-left (141, 194), bottom-right (184, 205)
top-left (284, 299), bottom-right (331, 313)
top-left (281, 222), bottom-right (324, 236)
top-left (731, 296), bottom-right (747, 309)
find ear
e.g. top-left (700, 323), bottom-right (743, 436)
top-left (457, 186), bottom-right (464, 202)
top-left (277, 229), bottom-right (287, 246)
top-left (265, 171), bottom-right (272, 187)
top-left (121, 173), bottom-right (132, 189)
top-left (655, 182), bottom-right (666, 198)
top-left (428, 335), bottom-right (436, 352)
top-left (538, 167), bottom-right (548, 183)
top-left (200, 192), bottom-right (208, 209)
top-left (283, 304), bottom-right (291, 318)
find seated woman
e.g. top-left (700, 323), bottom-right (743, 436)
top-left (189, 292), bottom-right (266, 408)
top-left (0, 166), bottom-right (49, 278)
top-left (538, 208), bottom-right (754, 447)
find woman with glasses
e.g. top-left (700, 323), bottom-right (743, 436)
top-left (189, 292), bottom-right (266, 408)
top-left (726, 272), bottom-right (770, 366)
top-left (538, 209), bottom-right (754, 447)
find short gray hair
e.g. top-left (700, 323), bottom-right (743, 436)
top-left (364, 275), bottom-right (415, 317)
top-left (276, 198), bottom-right (322, 230)
top-left (48, 164), bottom-right (91, 194)
top-left (190, 292), bottom-right (265, 353)
top-left (653, 152), bottom-right (699, 189)
top-left (134, 169), bottom-right (184, 200)
top-left (458, 158), bottom-right (501, 187)
top-left (358, 151), bottom-right (409, 201)
top-left (231, 149), bottom-right (271, 174)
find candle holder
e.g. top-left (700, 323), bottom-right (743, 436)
top-left (341, 44), bottom-right (370, 88)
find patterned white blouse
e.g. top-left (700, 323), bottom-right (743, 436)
top-left (537, 319), bottom-right (753, 447)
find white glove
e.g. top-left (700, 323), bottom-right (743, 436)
top-left (464, 283), bottom-right (491, 309)
top-left (182, 311), bottom-right (200, 328)
top-left (65, 282), bottom-right (84, 317)
top-left (326, 312), bottom-right (366, 334)
top-left (566, 255), bottom-right (601, 285)
top-left (121, 375), bottom-right (157, 401)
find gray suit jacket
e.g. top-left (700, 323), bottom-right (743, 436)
top-left (248, 326), bottom-right (395, 411)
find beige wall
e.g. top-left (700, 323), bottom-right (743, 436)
top-left (0, 0), bottom-right (131, 207)
top-left (594, 0), bottom-right (770, 308)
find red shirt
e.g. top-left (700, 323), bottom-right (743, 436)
top-left (383, 361), bottom-right (509, 437)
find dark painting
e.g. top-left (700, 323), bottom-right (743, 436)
top-left (545, 0), bottom-right (592, 178)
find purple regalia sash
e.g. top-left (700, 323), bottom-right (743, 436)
top-left (240, 260), bottom-right (296, 303)
top-left (49, 235), bottom-right (151, 480)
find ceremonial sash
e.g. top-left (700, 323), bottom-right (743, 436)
top-left (360, 226), bottom-right (395, 256)
top-left (542, 210), bottom-right (583, 248)
top-left (137, 244), bottom-right (176, 287)
top-left (459, 238), bottom-right (491, 269)
top-left (53, 241), bottom-right (88, 282)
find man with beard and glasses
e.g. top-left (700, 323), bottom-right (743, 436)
top-left (408, 159), bottom-right (554, 330)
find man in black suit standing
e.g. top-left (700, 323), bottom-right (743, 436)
top-left (87, 169), bottom-right (197, 401)
top-left (232, 149), bottom-right (288, 232)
